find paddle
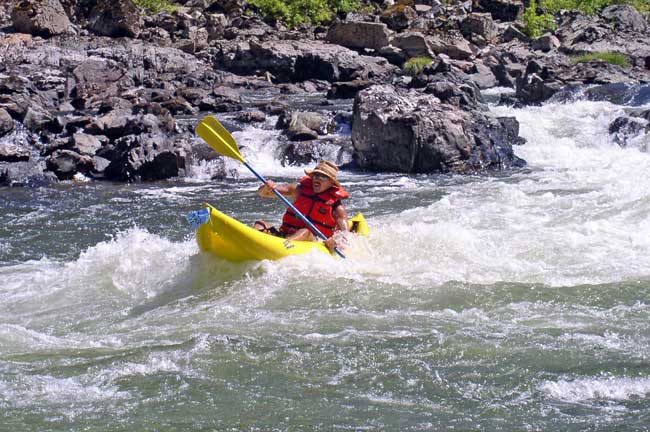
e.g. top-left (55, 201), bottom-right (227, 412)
top-left (195, 115), bottom-right (346, 259)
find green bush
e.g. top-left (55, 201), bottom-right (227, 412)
top-left (133, 0), bottom-right (177, 14)
top-left (541, 0), bottom-right (650, 14)
top-left (572, 52), bottom-right (630, 67)
top-left (403, 56), bottom-right (434, 76)
top-left (248, 0), bottom-right (360, 27)
top-left (523, 0), bottom-right (556, 38)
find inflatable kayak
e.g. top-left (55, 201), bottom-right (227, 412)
top-left (194, 203), bottom-right (369, 262)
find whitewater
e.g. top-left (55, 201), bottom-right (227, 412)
top-left (1, 95), bottom-right (649, 430)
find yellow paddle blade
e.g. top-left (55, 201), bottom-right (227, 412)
top-left (195, 116), bottom-right (246, 163)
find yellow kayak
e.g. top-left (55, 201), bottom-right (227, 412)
top-left (196, 203), bottom-right (369, 262)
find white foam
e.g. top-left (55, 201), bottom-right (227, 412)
top-left (541, 376), bottom-right (650, 403)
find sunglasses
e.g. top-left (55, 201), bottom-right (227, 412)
top-left (312, 173), bottom-right (331, 181)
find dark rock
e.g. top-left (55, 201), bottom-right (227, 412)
top-left (0, 142), bottom-right (31, 162)
top-left (23, 105), bottom-right (54, 132)
top-left (497, 116), bottom-right (527, 145)
top-left (461, 13), bottom-right (497, 46)
top-left (11, 0), bottom-right (72, 37)
top-left (600, 4), bottom-right (647, 33)
top-left (46, 149), bottom-right (94, 180)
top-left (278, 140), bottom-right (342, 166)
top-left (0, 160), bottom-right (56, 187)
top-left (380, 4), bottom-right (418, 32)
top-left (0, 108), bottom-right (15, 137)
top-left (608, 116), bottom-right (646, 146)
top-left (476, 0), bottom-right (524, 22)
top-left (327, 80), bottom-right (374, 99)
top-left (71, 59), bottom-right (132, 110)
top-left (352, 85), bottom-right (525, 173)
top-left (104, 134), bottom-right (187, 181)
top-left (276, 111), bottom-right (335, 141)
top-left (531, 33), bottom-right (561, 52)
top-left (87, 0), bottom-right (143, 38)
top-left (236, 110), bottom-right (266, 123)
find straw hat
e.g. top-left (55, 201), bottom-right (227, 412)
top-left (305, 160), bottom-right (340, 185)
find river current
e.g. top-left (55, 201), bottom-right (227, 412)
top-left (1, 94), bottom-right (649, 430)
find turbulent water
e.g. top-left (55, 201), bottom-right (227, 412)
top-left (1, 95), bottom-right (650, 431)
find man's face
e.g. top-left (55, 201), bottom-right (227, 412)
top-left (311, 173), bottom-right (333, 193)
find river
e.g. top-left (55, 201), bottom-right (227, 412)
top-left (1, 93), bottom-right (649, 430)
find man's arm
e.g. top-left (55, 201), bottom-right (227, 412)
top-left (333, 204), bottom-right (349, 232)
top-left (257, 180), bottom-right (299, 199)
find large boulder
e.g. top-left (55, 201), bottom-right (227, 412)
top-left (326, 22), bottom-right (391, 51)
top-left (11, 0), bottom-right (72, 37)
top-left (219, 40), bottom-right (399, 84)
top-left (352, 85), bottom-right (525, 173)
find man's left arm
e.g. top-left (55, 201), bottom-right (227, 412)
top-left (333, 204), bottom-right (349, 232)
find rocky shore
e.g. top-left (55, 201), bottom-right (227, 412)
top-left (0, 0), bottom-right (648, 186)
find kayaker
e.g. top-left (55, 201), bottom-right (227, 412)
top-left (254, 160), bottom-right (350, 252)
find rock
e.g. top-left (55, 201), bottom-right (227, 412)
top-left (0, 108), bottom-right (14, 137)
top-left (104, 134), bottom-right (187, 181)
top-left (531, 33), bottom-right (561, 52)
top-left (424, 79), bottom-right (483, 107)
top-left (0, 142), bottom-right (31, 162)
top-left (600, 4), bottom-right (647, 33)
top-left (46, 149), bottom-right (94, 180)
top-left (220, 40), bottom-right (399, 84)
top-left (87, 0), bottom-right (143, 38)
top-left (11, 0), bottom-right (72, 37)
top-left (236, 110), bottom-right (266, 123)
top-left (326, 22), bottom-right (391, 51)
top-left (352, 85), bottom-right (525, 173)
top-left (390, 32), bottom-right (435, 58)
top-left (501, 25), bottom-right (530, 43)
top-left (609, 116), bottom-right (646, 146)
top-left (0, 160), bottom-right (57, 186)
top-left (23, 105), bottom-right (54, 131)
top-left (428, 32), bottom-right (474, 60)
top-left (381, 4), bottom-right (418, 31)
top-left (278, 140), bottom-right (343, 166)
top-left (277, 111), bottom-right (335, 141)
top-left (327, 80), bottom-right (375, 99)
top-left (476, 0), bottom-right (524, 22)
top-left (71, 59), bottom-right (132, 110)
top-left (461, 13), bottom-right (497, 46)
top-left (71, 132), bottom-right (103, 155)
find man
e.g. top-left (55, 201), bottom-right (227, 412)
top-left (254, 160), bottom-right (349, 252)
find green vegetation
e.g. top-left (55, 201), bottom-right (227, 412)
top-left (133, 0), bottom-right (177, 14)
top-left (541, 0), bottom-right (649, 14)
top-left (247, 0), bottom-right (361, 27)
top-left (572, 51), bottom-right (630, 67)
top-left (523, 0), bottom-right (649, 39)
top-left (403, 56), bottom-right (434, 77)
top-left (523, 0), bottom-right (556, 38)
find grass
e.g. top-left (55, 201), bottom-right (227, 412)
top-left (133, 0), bottom-right (178, 14)
top-left (572, 52), bottom-right (631, 67)
top-left (403, 56), bottom-right (434, 76)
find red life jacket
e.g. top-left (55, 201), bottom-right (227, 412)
top-left (280, 176), bottom-right (349, 238)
